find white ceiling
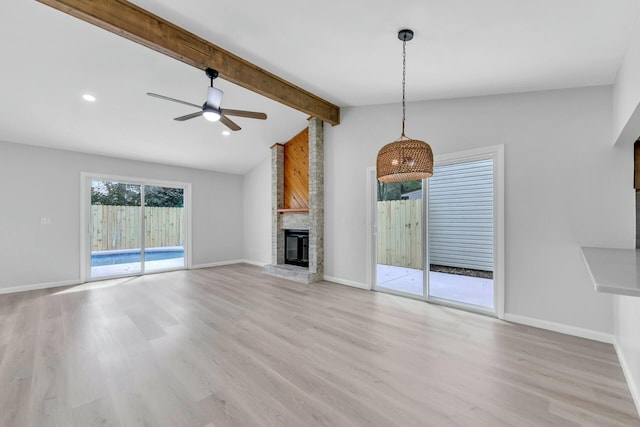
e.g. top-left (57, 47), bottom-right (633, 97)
top-left (0, 0), bottom-right (638, 174)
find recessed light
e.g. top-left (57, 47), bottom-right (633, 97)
top-left (222, 130), bottom-right (230, 136)
top-left (82, 94), bottom-right (96, 102)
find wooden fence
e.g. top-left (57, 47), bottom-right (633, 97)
top-left (377, 200), bottom-right (423, 269)
top-left (91, 205), bottom-right (184, 251)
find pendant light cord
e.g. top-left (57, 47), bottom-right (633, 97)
top-left (401, 37), bottom-right (407, 138)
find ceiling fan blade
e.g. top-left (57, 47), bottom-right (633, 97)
top-left (221, 108), bottom-right (267, 120)
top-left (147, 92), bottom-right (201, 109)
top-left (220, 115), bottom-right (241, 131)
top-left (174, 111), bottom-right (203, 121)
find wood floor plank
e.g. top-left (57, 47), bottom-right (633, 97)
top-left (0, 265), bottom-right (637, 426)
top-left (126, 310), bottom-right (167, 341)
top-left (28, 316), bottom-right (73, 426)
top-left (72, 396), bottom-right (121, 427)
top-left (123, 350), bottom-right (206, 426)
top-left (101, 353), bottom-right (162, 427)
top-left (0, 376), bottom-right (32, 427)
top-left (0, 305), bottom-right (39, 384)
top-left (0, 312), bottom-right (18, 346)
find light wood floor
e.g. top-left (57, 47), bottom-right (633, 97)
top-left (0, 264), bottom-right (638, 426)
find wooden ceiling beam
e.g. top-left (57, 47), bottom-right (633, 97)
top-left (36, 0), bottom-right (340, 125)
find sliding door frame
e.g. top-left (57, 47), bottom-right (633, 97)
top-left (80, 172), bottom-right (192, 283)
top-left (369, 169), bottom-right (429, 299)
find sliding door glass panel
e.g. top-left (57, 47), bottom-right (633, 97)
top-left (428, 159), bottom-right (494, 309)
top-left (90, 180), bottom-right (142, 278)
top-left (143, 185), bottom-right (185, 272)
top-left (375, 179), bottom-right (424, 296)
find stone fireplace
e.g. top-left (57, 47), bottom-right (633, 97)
top-left (264, 118), bottom-right (324, 283)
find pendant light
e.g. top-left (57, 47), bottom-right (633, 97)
top-left (377, 29), bottom-right (433, 182)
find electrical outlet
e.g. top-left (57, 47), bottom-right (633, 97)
top-left (41, 217), bottom-right (51, 225)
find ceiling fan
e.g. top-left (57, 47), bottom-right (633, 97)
top-left (147, 68), bottom-right (267, 131)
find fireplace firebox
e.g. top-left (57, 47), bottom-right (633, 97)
top-left (284, 229), bottom-right (309, 268)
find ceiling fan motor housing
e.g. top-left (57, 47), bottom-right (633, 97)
top-left (206, 86), bottom-right (223, 109)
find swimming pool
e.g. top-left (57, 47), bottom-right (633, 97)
top-left (91, 248), bottom-right (184, 266)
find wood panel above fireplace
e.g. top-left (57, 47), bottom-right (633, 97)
top-left (283, 128), bottom-right (309, 210)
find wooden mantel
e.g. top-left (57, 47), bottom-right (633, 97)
top-left (36, 0), bottom-right (340, 126)
top-left (277, 208), bottom-right (309, 213)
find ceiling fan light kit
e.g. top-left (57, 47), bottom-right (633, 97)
top-left (376, 29), bottom-right (434, 183)
top-left (147, 67), bottom-right (267, 131)
top-left (202, 106), bottom-right (221, 122)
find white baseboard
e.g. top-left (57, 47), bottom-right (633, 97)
top-left (0, 279), bottom-right (81, 295)
top-left (0, 261), bottom-right (263, 294)
top-left (323, 275), bottom-right (371, 290)
top-left (191, 259), bottom-right (267, 269)
top-left (504, 313), bottom-right (613, 344)
top-left (240, 259), bottom-right (268, 267)
top-left (614, 338), bottom-right (640, 419)
top-left (191, 260), bottom-right (246, 269)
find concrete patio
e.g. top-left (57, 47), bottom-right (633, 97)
top-left (376, 264), bottom-right (493, 309)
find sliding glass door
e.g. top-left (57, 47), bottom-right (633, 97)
top-left (375, 179), bottom-right (425, 297)
top-left (143, 185), bottom-right (185, 273)
top-left (372, 146), bottom-right (503, 316)
top-left (427, 159), bottom-right (494, 310)
top-left (90, 180), bottom-right (143, 278)
top-left (88, 176), bottom-right (186, 280)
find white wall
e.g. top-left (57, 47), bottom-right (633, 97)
top-left (615, 295), bottom-right (640, 414)
top-left (613, 13), bottom-right (640, 144)
top-left (0, 141), bottom-right (244, 291)
top-left (321, 86), bottom-right (633, 334)
top-left (612, 17), bottom-right (640, 413)
top-left (242, 157), bottom-right (271, 265)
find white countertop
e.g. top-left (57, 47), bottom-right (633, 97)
top-left (580, 247), bottom-right (640, 297)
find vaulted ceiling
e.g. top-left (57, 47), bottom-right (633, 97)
top-left (0, 0), bottom-right (638, 174)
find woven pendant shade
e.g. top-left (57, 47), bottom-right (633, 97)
top-left (377, 137), bottom-right (433, 182)
top-left (377, 29), bottom-right (434, 183)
